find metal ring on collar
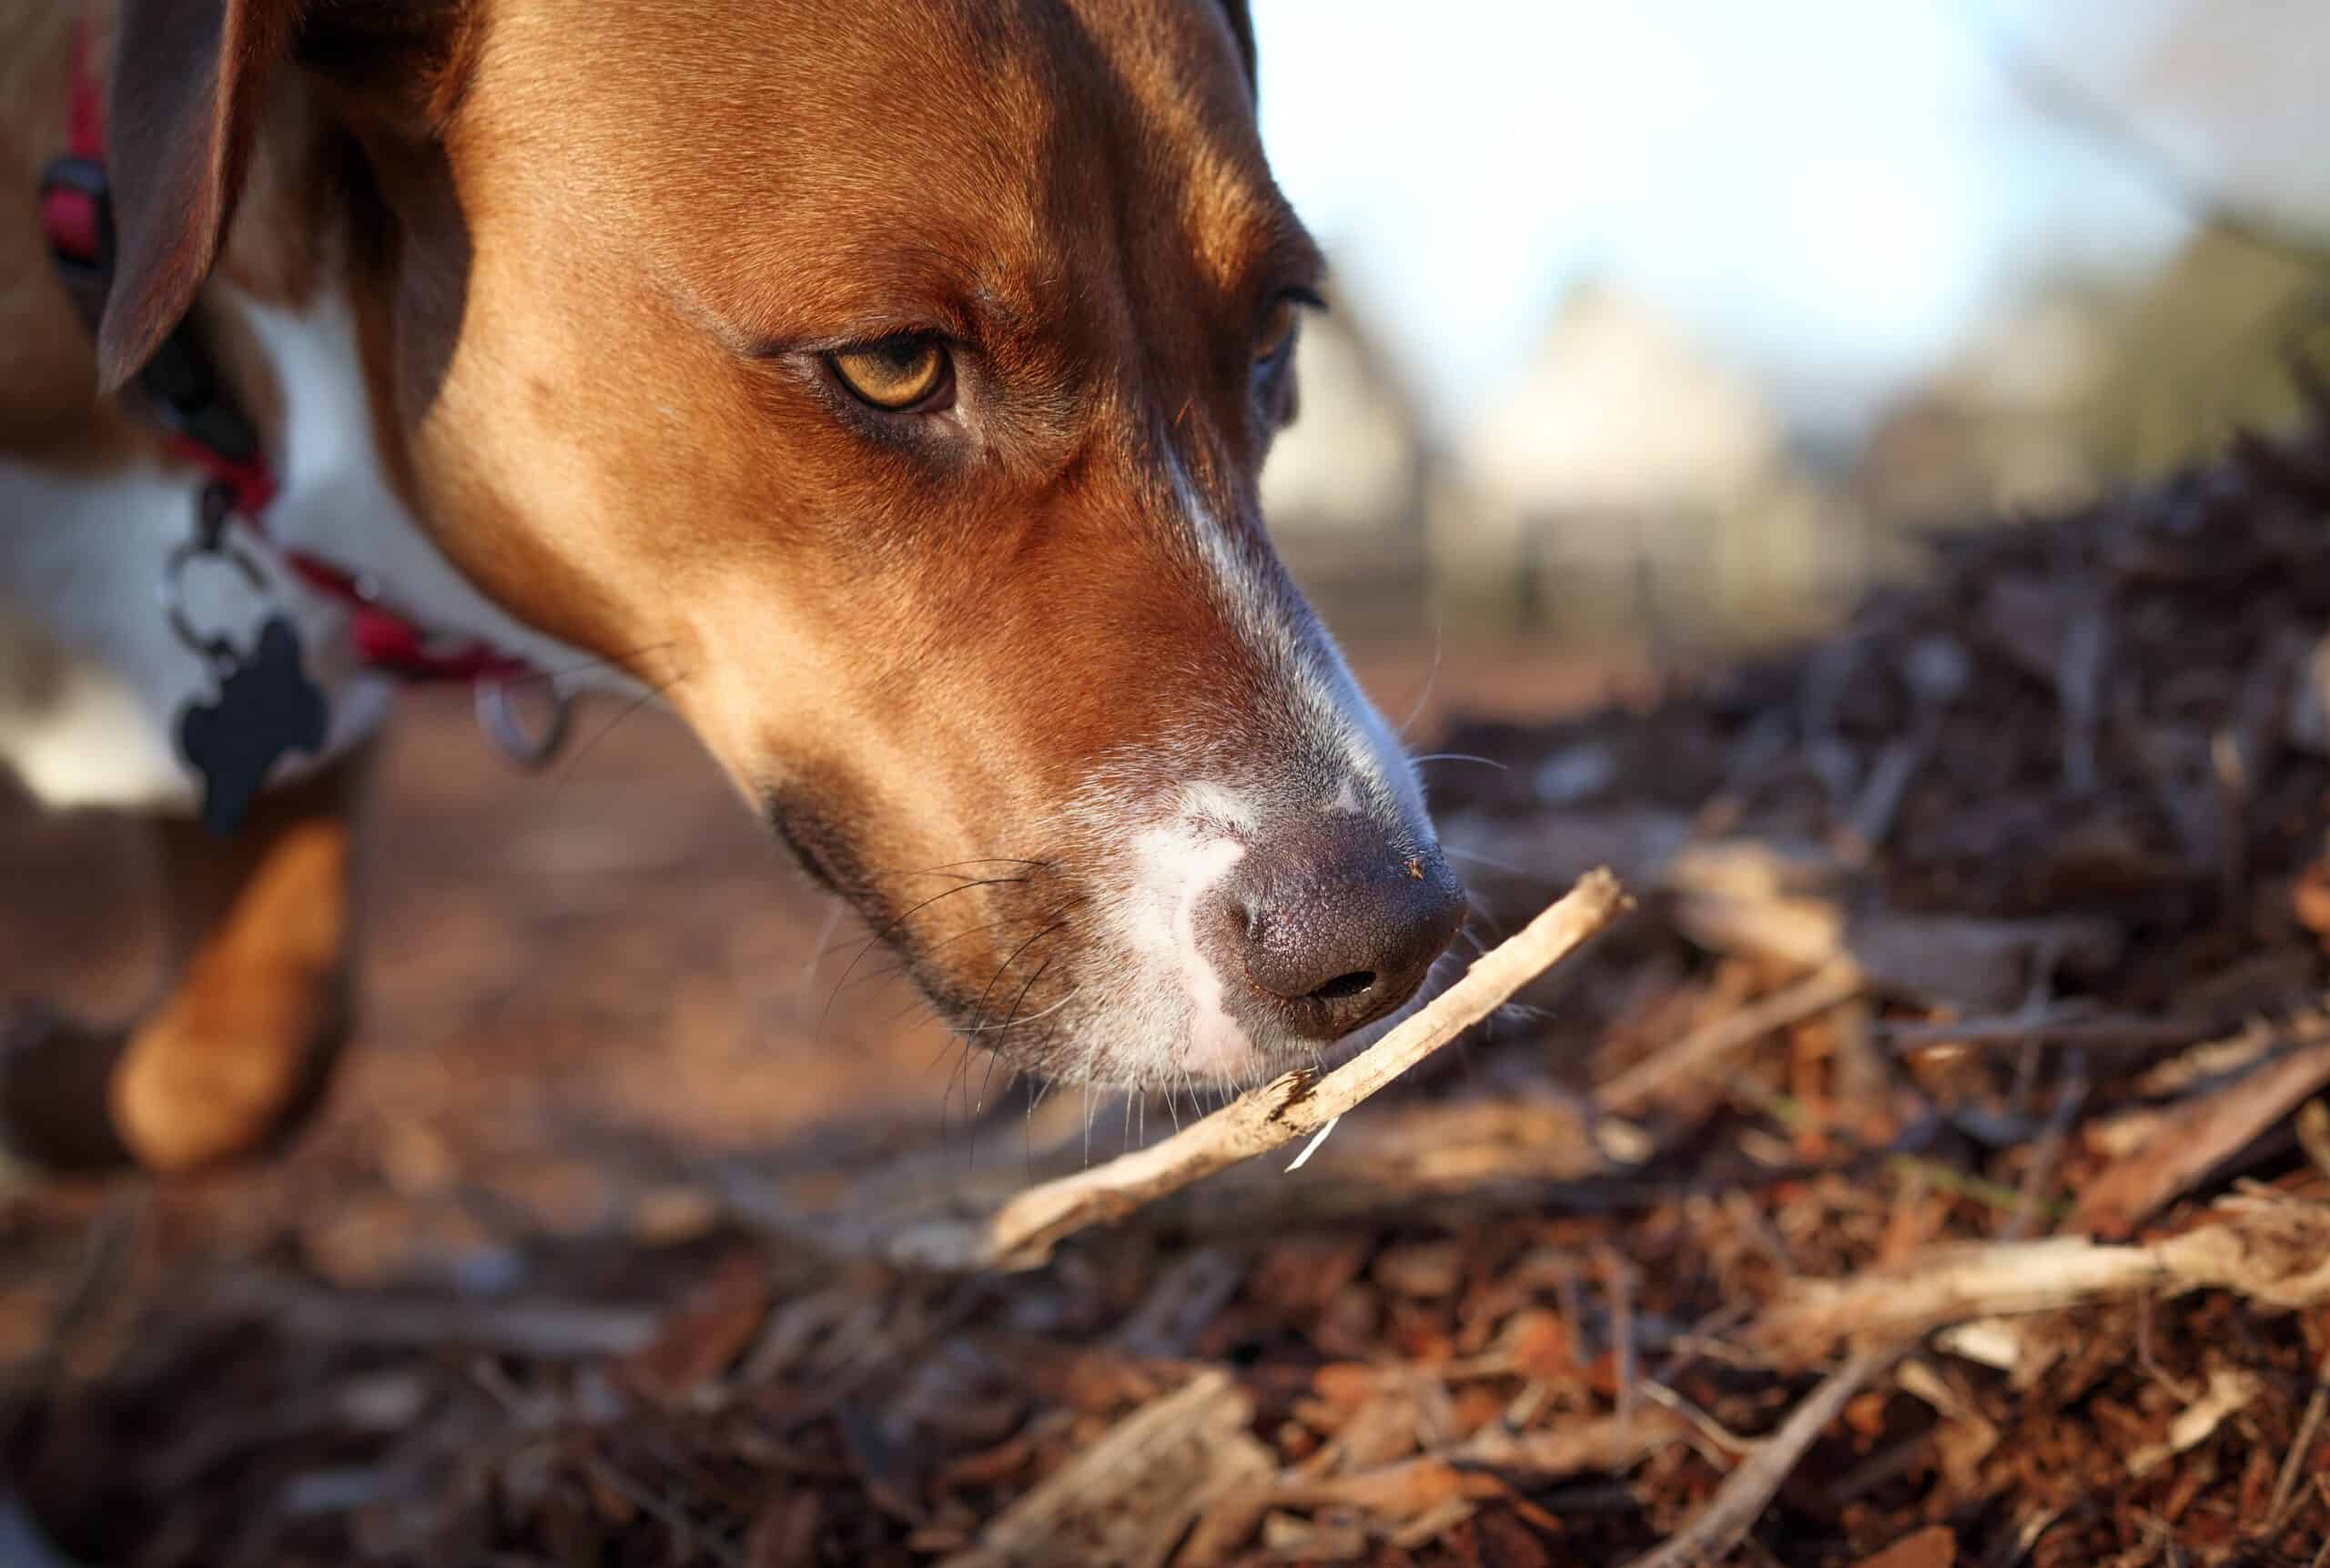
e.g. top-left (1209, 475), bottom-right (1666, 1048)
top-left (474, 675), bottom-right (572, 771)
top-left (160, 530), bottom-right (268, 669)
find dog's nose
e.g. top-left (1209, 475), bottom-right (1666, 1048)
top-left (1206, 817), bottom-right (1469, 1042)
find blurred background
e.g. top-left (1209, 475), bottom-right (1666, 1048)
top-left (1253, 0), bottom-right (2330, 655)
top-left (5, 4), bottom-right (2330, 1557)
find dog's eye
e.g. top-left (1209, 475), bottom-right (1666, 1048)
top-left (1252, 291), bottom-right (1313, 429)
top-left (828, 336), bottom-right (952, 411)
top-left (1253, 298), bottom-right (1299, 368)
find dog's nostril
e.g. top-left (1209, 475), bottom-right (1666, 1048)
top-left (1205, 817), bottom-right (1469, 1046)
top-left (1308, 970), bottom-right (1375, 1003)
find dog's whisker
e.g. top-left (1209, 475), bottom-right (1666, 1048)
top-left (996, 951), bottom-right (1058, 1073)
top-left (1396, 616), bottom-right (1445, 738)
top-left (1407, 752), bottom-right (1508, 771)
top-left (866, 857), bottom-right (1050, 886)
top-left (965, 914), bottom-right (1067, 1037)
top-left (1459, 892), bottom-right (1508, 943)
top-left (876, 990), bottom-right (940, 1027)
top-left (833, 914), bottom-right (1023, 994)
top-left (497, 638), bottom-right (684, 691)
top-left (1442, 846), bottom-right (1534, 875)
top-left (960, 986), bottom-right (1078, 1031)
top-left (976, 1048), bottom-right (1003, 1118)
top-left (543, 663), bottom-right (694, 817)
top-left (905, 857), bottom-right (1050, 874)
top-left (794, 901), bottom-right (848, 1006)
top-left (819, 876), bottom-right (1026, 1034)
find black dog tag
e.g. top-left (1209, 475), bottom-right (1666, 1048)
top-left (175, 615), bottom-right (329, 835)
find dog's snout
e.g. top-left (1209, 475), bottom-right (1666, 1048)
top-left (1204, 816), bottom-right (1467, 1043)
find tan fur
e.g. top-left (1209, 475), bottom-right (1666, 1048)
top-left (111, 754), bottom-right (361, 1169)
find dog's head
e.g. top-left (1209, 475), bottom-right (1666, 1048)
top-left (97, 0), bottom-right (1466, 1089)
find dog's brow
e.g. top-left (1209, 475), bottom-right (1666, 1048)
top-left (682, 257), bottom-right (996, 358)
top-left (1221, 208), bottom-right (1327, 308)
top-left (1264, 222), bottom-right (1328, 294)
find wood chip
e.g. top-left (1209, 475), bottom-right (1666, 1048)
top-left (2127, 1367), bottom-right (2264, 1476)
top-left (942, 1370), bottom-right (1271, 1568)
top-left (2072, 1022), bottom-right (2330, 1238)
top-left (1850, 1523), bottom-right (1958, 1568)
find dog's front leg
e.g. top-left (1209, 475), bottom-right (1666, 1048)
top-left (3, 748), bottom-right (371, 1174)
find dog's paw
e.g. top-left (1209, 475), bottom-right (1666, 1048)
top-left (0, 1002), bottom-right (134, 1180)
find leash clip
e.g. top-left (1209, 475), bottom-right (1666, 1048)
top-left (475, 676), bottom-right (572, 771)
top-left (161, 481), bottom-right (272, 672)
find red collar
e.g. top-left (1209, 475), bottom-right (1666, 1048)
top-left (37, 18), bottom-right (531, 690)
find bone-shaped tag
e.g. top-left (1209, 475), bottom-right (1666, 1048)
top-left (175, 615), bottom-right (329, 835)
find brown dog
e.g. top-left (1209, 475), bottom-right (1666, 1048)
top-left (0, 0), bottom-right (1466, 1174)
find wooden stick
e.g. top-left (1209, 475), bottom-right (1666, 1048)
top-left (894, 869), bottom-right (1628, 1271)
top-left (1623, 1342), bottom-right (1899, 1568)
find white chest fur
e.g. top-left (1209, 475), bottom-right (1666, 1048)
top-left (0, 282), bottom-right (587, 813)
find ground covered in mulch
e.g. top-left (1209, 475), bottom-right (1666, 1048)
top-left (8, 408), bottom-right (2330, 1566)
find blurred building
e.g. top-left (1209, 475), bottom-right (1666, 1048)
top-left (1854, 278), bottom-right (2116, 532)
top-left (1432, 280), bottom-right (1852, 646)
top-left (1260, 292), bottom-right (1433, 635)
top-left (1270, 229), bottom-right (2327, 659)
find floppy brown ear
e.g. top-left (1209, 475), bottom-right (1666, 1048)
top-left (96, 0), bottom-right (305, 394)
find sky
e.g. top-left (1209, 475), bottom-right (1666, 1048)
top-left (1248, 0), bottom-right (2212, 441)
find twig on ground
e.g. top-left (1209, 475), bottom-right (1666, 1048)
top-left (218, 1277), bottom-right (661, 1357)
top-left (1879, 1012), bottom-right (2225, 1053)
top-left (2071, 1017), bottom-right (2330, 1238)
top-left (2265, 1338), bottom-right (2330, 1533)
top-left (1606, 1249), bottom-right (1641, 1437)
top-left (1622, 1342), bottom-right (1899, 1568)
top-left (894, 870), bottom-right (1628, 1270)
top-left (942, 1369), bottom-right (1268, 1568)
top-left (1598, 958), bottom-right (1862, 1118)
top-left (2003, 1050), bottom-right (2088, 1241)
top-left (1754, 1194), bottom-right (2330, 1362)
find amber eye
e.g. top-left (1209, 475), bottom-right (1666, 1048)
top-left (828, 336), bottom-right (951, 411)
top-left (1254, 297), bottom-right (1298, 367)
